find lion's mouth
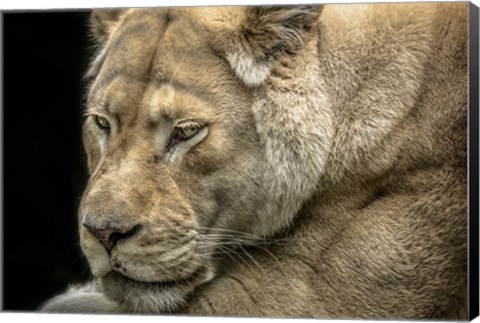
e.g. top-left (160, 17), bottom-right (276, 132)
top-left (113, 268), bottom-right (202, 289)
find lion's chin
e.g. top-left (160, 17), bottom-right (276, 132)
top-left (100, 270), bottom-right (210, 314)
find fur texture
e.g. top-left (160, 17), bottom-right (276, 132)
top-left (40, 3), bottom-right (468, 319)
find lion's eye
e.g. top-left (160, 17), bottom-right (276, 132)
top-left (166, 120), bottom-right (207, 153)
top-left (177, 123), bottom-right (201, 140)
top-left (94, 115), bottom-right (110, 131)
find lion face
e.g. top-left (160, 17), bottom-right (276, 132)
top-left (79, 8), bottom-right (274, 313)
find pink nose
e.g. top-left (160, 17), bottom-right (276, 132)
top-left (83, 221), bottom-right (142, 253)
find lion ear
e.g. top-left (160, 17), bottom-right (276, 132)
top-left (225, 5), bottom-right (323, 86)
top-left (90, 9), bottom-right (126, 45)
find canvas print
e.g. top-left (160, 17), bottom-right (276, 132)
top-left (2, 2), bottom-right (477, 320)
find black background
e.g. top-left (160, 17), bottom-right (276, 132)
top-left (3, 11), bottom-right (93, 311)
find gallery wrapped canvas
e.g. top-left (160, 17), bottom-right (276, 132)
top-left (2, 1), bottom-right (478, 320)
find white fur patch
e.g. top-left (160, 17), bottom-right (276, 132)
top-left (149, 85), bottom-right (175, 120)
top-left (86, 45), bottom-right (108, 81)
top-left (249, 39), bottom-right (334, 237)
top-left (98, 136), bottom-right (107, 155)
top-left (81, 231), bottom-right (113, 278)
top-left (200, 268), bottom-right (215, 285)
top-left (39, 281), bottom-right (117, 313)
top-left (86, 118), bottom-right (108, 155)
top-left (226, 52), bottom-right (272, 87)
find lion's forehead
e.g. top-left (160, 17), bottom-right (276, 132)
top-left (88, 7), bottom-right (235, 123)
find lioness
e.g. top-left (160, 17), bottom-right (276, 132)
top-left (40, 3), bottom-right (468, 319)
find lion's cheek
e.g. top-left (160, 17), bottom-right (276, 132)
top-left (81, 231), bottom-right (113, 278)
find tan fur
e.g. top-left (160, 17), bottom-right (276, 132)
top-left (40, 3), bottom-right (468, 319)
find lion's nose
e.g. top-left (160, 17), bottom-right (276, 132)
top-left (83, 221), bottom-right (142, 253)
